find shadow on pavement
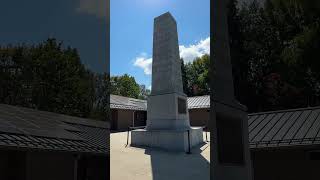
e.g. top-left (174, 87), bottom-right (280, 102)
top-left (144, 143), bottom-right (210, 180)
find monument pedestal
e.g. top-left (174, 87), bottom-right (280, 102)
top-left (146, 93), bottom-right (190, 130)
top-left (130, 92), bottom-right (204, 152)
top-left (212, 100), bottom-right (252, 180)
top-left (131, 127), bottom-right (203, 151)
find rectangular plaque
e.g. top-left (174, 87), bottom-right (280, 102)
top-left (216, 113), bottom-right (244, 165)
top-left (178, 97), bottom-right (186, 114)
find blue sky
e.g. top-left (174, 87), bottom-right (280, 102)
top-left (111, 0), bottom-right (210, 89)
top-left (0, 0), bottom-right (108, 73)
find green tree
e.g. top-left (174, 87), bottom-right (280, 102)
top-left (184, 54), bottom-right (210, 96)
top-left (110, 74), bottom-right (140, 99)
top-left (138, 85), bottom-right (151, 100)
top-left (227, 0), bottom-right (320, 112)
top-left (181, 58), bottom-right (189, 95)
top-left (28, 38), bottom-right (95, 117)
top-left (90, 73), bottom-right (109, 121)
top-left (0, 38), bottom-right (102, 119)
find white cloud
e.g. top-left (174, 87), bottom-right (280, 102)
top-left (179, 37), bottom-right (210, 63)
top-left (133, 37), bottom-right (210, 75)
top-left (133, 54), bottom-right (152, 75)
top-left (76, 0), bottom-right (107, 19)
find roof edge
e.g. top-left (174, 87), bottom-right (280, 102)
top-left (248, 106), bottom-right (320, 116)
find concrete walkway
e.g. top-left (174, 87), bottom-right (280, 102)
top-left (111, 131), bottom-right (210, 180)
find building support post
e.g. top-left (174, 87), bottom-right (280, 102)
top-left (73, 154), bottom-right (80, 180)
top-left (132, 111), bottom-right (135, 127)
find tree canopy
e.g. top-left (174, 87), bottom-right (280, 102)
top-left (3, 0), bottom-right (320, 116)
top-left (181, 54), bottom-right (210, 97)
top-left (110, 74), bottom-right (150, 100)
top-left (0, 38), bottom-right (108, 121)
top-left (228, 0), bottom-right (320, 112)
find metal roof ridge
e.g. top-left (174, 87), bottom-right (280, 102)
top-left (111, 94), bottom-right (210, 99)
top-left (187, 95), bottom-right (210, 98)
top-left (248, 106), bottom-right (320, 116)
top-left (0, 103), bottom-right (109, 128)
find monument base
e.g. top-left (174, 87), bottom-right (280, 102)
top-left (131, 127), bottom-right (204, 152)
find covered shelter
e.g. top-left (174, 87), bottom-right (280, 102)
top-left (110, 94), bottom-right (320, 179)
top-left (0, 103), bottom-right (109, 180)
top-left (110, 95), bottom-right (147, 130)
top-left (248, 106), bottom-right (320, 180)
top-left (110, 94), bottom-right (210, 130)
top-left (187, 95), bottom-right (210, 128)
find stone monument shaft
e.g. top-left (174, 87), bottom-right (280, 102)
top-left (146, 12), bottom-right (190, 130)
top-left (151, 12), bottom-right (183, 95)
top-left (211, 0), bottom-right (252, 179)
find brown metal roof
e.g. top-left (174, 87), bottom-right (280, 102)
top-left (248, 106), bottom-right (320, 149)
top-left (187, 95), bottom-right (210, 109)
top-left (110, 94), bottom-right (210, 110)
top-left (0, 104), bottom-right (109, 155)
top-left (110, 95), bottom-right (147, 111)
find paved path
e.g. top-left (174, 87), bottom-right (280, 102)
top-left (111, 131), bottom-right (210, 180)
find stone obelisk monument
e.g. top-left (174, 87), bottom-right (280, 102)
top-left (131, 12), bottom-right (203, 151)
top-left (211, 0), bottom-right (252, 179)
